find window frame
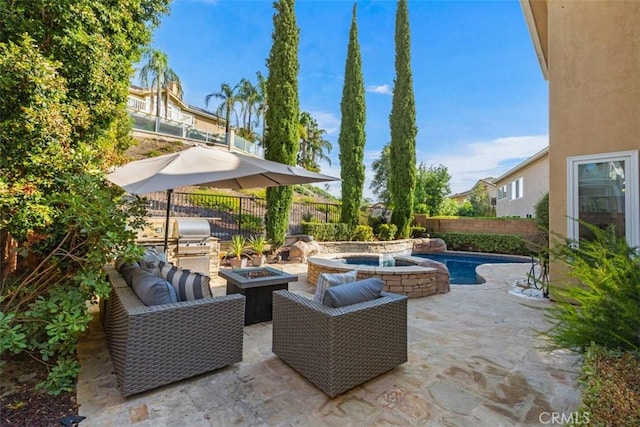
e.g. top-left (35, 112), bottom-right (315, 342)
top-left (509, 177), bottom-right (524, 200)
top-left (497, 185), bottom-right (507, 200)
top-left (566, 150), bottom-right (639, 249)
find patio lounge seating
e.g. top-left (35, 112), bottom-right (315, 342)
top-left (101, 265), bottom-right (245, 396)
top-left (272, 289), bottom-right (408, 398)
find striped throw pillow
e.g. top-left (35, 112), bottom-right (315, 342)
top-left (313, 270), bottom-right (358, 303)
top-left (159, 261), bottom-right (212, 301)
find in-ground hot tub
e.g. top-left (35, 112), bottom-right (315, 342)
top-left (307, 253), bottom-right (451, 298)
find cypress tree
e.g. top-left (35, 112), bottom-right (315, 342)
top-left (389, 0), bottom-right (417, 238)
top-left (338, 3), bottom-right (366, 229)
top-left (264, 0), bottom-right (300, 247)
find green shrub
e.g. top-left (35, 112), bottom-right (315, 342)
top-left (546, 223), bottom-right (640, 352)
top-left (578, 344), bottom-right (640, 426)
top-left (432, 232), bottom-right (528, 255)
top-left (534, 192), bottom-right (549, 231)
top-left (301, 222), bottom-right (351, 242)
top-left (351, 225), bottom-right (374, 242)
top-left (235, 213), bottom-right (264, 234)
top-left (378, 224), bottom-right (397, 241)
top-left (189, 191), bottom-right (239, 212)
top-left (410, 226), bottom-right (426, 238)
top-left (367, 215), bottom-right (387, 235)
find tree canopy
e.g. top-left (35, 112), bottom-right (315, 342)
top-left (338, 3), bottom-right (366, 228)
top-left (389, 0), bottom-right (417, 238)
top-left (0, 0), bottom-right (167, 393)
top-left (263, 0), bottom-right (300, 246)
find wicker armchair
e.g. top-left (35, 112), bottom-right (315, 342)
top-left (272, 290), bottom-right (408, 398)
top-left (102, 266), bottom-right (245, 396)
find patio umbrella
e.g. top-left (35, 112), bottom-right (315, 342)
top-left (107, 145), bottom-right (340, 250)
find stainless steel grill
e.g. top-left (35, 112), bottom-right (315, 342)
top-left (172, 219), bottom-right (211, 274)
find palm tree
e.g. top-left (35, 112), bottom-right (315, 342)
top-left (298, 111), bottom-right (332, 172)
top-left (205, 82), bottom-right (240, 148)
top-left (138, 48), bottom-right (182, 133)
top-left (255, 71), bottom-right (268, 144)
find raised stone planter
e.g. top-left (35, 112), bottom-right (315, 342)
top-left (307, 252), bottom-right (450, 298)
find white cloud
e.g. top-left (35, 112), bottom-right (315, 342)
top-left (416, 135), bottom-right (549, 195)
top-left (318, 135), bottom-right (548, 202)
top-left (307, 110), bottom-right (340, 135)
top-left (366, 84), bottom-right (392, 95)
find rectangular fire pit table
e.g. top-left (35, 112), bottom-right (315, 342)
top-left (219, 267), bottom-right (298, 325)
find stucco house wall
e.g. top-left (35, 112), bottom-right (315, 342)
top-left (521, 0), bottom-right (640, 285)
top-left (494, 149), bottom-right (549, 218)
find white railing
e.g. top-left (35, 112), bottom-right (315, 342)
top-left (168, 109), bottom-right (194, 126)
top-left (127, 96), bottom-right (148, 113)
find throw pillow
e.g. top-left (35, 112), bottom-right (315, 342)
top-left (141, 247), bottom-right (167, 276)
top-left (159, 261), bottom-right (212, 301)
top-left (313, 270), bottom-right (358, 303)
top-left (130, 268), bottom-right (179, 306)
top-left (322, 278), bottom-right (385, 308)
top-left (120, 263), bottom-right (141, 287)
top-left (115, 257), bottom-right (138, 273)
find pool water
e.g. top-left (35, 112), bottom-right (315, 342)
top-left (414, 253), bottom-right (527, 284)
top-left (341, 252), bottom-right (527, 285)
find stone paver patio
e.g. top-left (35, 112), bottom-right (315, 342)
top-left (77, 262), bottom-right (582, 426)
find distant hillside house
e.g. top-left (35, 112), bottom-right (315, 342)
top-left (449, 179), bottom-right (497, 207)
top-left (128, 84), bottom-right (226, 142)
top-left (494, 147), bottom-right (549, 218)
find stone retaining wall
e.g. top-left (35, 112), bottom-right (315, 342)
top-left (318, 239), bottom-right (415, 255)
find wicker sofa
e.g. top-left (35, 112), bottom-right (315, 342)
top-left (102, 265), bottom-right (245, 397)
top-left (272, 289), bottom-right (408, 398)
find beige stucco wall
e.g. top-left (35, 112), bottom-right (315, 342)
top-left (495, 155), bottom-right (549, 218)
top-left (192, 115), bottom-right (225, 135)
top-left (548, 0), bottom-right (640, 242)
top-left (547, 0), bottom-right (640, 280)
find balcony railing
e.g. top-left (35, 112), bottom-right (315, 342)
top-left (127, 96), bottom-right (194, 126)
top-left (127, 96), bottom-right (148, 112)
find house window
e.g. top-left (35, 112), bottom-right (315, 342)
top-left (509, 178), bottom-right (524, 200)
top-left (567, 150), bottom-right (639, 248)
top-left (498, 185), bottom-right (507, 200)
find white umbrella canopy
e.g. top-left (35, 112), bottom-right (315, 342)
top-left (107, 145), bottom-right (340, 251)
top-left (107, 145), bottom-right (339, 195)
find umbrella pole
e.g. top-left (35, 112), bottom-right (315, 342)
top-left (163, 189), bottom-right (173, 253)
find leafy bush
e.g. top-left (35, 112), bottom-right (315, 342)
top-left (410, 226), bottom-right (426, 238)
top-left (432, 232), bottom-right (528, 255)
top-left (378, 224), bottom-right (397, 241)
top-left (350, 225), bottom-right (374, 242)
top-left (578, 344), bottom-right (640, 426)
top-left (301, 222), bottom-right (351, 242)
top-left (367, 216), bottom-right (387, 235)
top-left (534, 192), bottom-right (549, 231)
top-left (546, 223), bottom-right (640, 353)
top-left (235, 213), bottom-right (264, 234)
top-left (190, 191), bottom-right (239, 212)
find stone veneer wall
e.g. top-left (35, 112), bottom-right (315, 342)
top-left (307, 253), bottom-right (449, 299)
top-left (318, 239), bottom-right (415, 255)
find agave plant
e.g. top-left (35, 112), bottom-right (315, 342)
top-left (248, 235), bottom-right (269, 267)
top-left (229, 235), bottom-right (247, 260)
top-left (248, 234), bottom-right (268, 256)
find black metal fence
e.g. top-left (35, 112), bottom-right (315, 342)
top-left (143, 191), bottom-right (341, 240)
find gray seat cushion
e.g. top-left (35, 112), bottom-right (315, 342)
top-left (130, 268), bottom-right (179, 306)
top-left (322, 278), bottom-right (385, 308)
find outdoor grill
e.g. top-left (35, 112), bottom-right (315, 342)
top-left (172, 218), bottom-right (211, 274)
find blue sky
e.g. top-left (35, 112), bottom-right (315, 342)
top-left (144, 0), bottom-right (549, 200)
